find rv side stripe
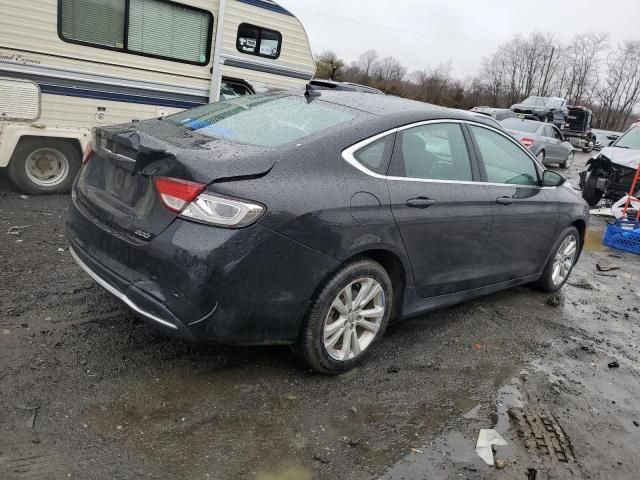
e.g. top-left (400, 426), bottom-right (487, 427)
top-left (38, 84), bottom-right (203, 109)
top-left (236, 0), bottom-right (293, 16)
top-left (1, 69), bottom-right (207, 109)
top-left (223, 58), bottom-right (312, 80)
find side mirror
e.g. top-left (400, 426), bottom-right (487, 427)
top-left (542, 170), bottom-right (565, 187)
top-left (609, 140), bottom-right (615, 146)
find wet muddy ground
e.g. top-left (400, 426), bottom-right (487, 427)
top-left (1, 153), bottom-right (639, 480)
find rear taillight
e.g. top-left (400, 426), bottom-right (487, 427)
top-left (521, 138), bottom-right (535, 148)
top-left (155, 177), bottom-right (264, 228)
top-left (154, 177), bottom-right (206, 213)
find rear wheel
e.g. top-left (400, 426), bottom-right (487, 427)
top-left (8, 138), bottom-right (81, 195)
top-left (294, 259), bottom-right (393, 374)
top-left (581, 171), bottom-right (603, 206)
top-left (533, 226), bottom-right (580, 292)
top-left (560, 151), bottom-right (574, 169)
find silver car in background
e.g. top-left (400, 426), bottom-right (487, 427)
top-left (501, 118), bottom-right (575, 169)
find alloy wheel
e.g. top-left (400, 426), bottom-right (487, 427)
top-left (323, 278), bottom-right (385, 361)
top-left (552, 235), bottom-right (578, 285)
top-left (564, 151), bottom-right (574, 168)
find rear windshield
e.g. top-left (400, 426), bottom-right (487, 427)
top-left (501, 118), bottom-right (540, 133)
top-left (166, 94), bottom-right (357, 147)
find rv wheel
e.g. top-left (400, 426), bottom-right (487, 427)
top-left (8, 138), bottom-right (81, 195)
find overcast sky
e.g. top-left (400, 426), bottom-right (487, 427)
top-left (277, 0), bottom-right (640, 78)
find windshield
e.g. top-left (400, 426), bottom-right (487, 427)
top-left (501, 118), bottom-right (540, 133)
top-left (521, 96), bottom-right (549, 107)
top-left (548, 98), bottom-right (564, 108)
top-left (166, 94), bottom-right (357, 147)
top-left (614, 126), bottom-right (640, 150)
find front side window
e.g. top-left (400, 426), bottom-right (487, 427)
top-left (59, 0), bottom-right (212, 65)
top-left (237, 23), bottom-right (282, 59)
top-left (394, 123), bottom-right (473, 181)
top-left (470, 126), bottom-right (539, 186)
top-left (167, 94), bottom-right (358, 147)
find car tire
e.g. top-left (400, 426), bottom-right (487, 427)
top-left (533, 226), bottom-right (580, 293)
top-left (582, 144), bottom-right (594, 154)
top-left (7, 138), bottom-right (81, 195)
top-left (560, 151), bottom-right (574, 169)
top-left (581, 172), bottom-right (603, 207)
top-left (537, 150), bottom-right (546, 164)
top-left (294, 259), bottom-right (393, 374)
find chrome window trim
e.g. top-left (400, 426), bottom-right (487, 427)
top-left (69, 248), bottom-right (178, 331)
top-left (342, 119), bottom-right (552, 189)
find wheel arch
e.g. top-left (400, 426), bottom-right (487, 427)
top-left (0, 125), bottom-right (89, 168)
top-left (344, 247), bottom-right (410, 319)
top-left (571, 218), bottom-right (587, 255)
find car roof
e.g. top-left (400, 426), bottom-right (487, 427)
top-left (298, 90), bottom-right (494, 127)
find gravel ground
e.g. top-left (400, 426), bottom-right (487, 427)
top-left (1, 152), bottom-right (639, 480)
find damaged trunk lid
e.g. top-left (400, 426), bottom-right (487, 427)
top-left (75, 119), bottom-right (276, 240)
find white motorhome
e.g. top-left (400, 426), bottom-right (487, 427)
top-left (0, 0), bottom-right (315, 194)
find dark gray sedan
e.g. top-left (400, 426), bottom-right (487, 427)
top-left (502, 118), bottom-right (575, 168)
top-left (66, 90), bottom-right (589, 374)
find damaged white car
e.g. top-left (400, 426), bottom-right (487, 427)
top-left (580, 124), bottom-right (640, 206)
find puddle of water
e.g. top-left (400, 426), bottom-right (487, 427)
top-left (256, 466), bottom-right (313, 480)
top-left (584, 226), bottom-right (605, 252)
top-left (381, 365), bottom-right (524, 479)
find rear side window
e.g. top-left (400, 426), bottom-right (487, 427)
top-left (237, 23), bottom-right (282, 59)
top-left (354, 136), bottom-right (393, 175)
top-left (470, 126), bottom-right (539, 186)
top-left (59, 0), bottom-right (213, 65)
top-left (167, 94), bottom-right (357, 147)
top-left (392, 123), bottom-right (473, 181)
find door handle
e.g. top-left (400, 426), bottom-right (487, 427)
top-left (496, 197), bottom-right (515, 205)
top-left (406, 197), bottom-right (437, 209)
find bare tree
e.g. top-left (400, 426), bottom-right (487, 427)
top-left (598, 41), bottom-right (640, 130)
top-left (356, 49), bottom-right (379, 81)
top-left (314, 51), bottom-right (345, 81)
top-left (373, 56), bottom-right (407, 83)
top-left (562, 33), bottom-right (609, 104)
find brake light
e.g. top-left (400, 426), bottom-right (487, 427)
top-left (155, 177), bottom-right (206, 213)
top-left (82, 144), bottom-right (94, 165)
top-left (521, 138), bottom-right (535, 148)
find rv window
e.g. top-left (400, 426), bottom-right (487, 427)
top-left (59, 0), bottom-right (213, 65)
top-left (237, 23), bottom-right (282, 59)
top-left (60, 0), bottom-right (126, 49)
top-left (128, 0), bottom-right (211, 64)
top-left (219, 81), bottom-right (252, 101)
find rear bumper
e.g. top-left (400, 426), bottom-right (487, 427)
top-left (69, 244), bottom-right (196, 340)
top-left (66, 195), bottom-right (339, 345)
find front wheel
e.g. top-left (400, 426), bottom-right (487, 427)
top-left (294, 259), bottom-right (393, 374)
top-left (581, 171), bottom-right (603, 206)
top-left (7, 138), bottom-right (81, 195)
top-left (533, 227), bottom-right (580, 293)
top-left (561, 151), bottom-right (575, 169)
